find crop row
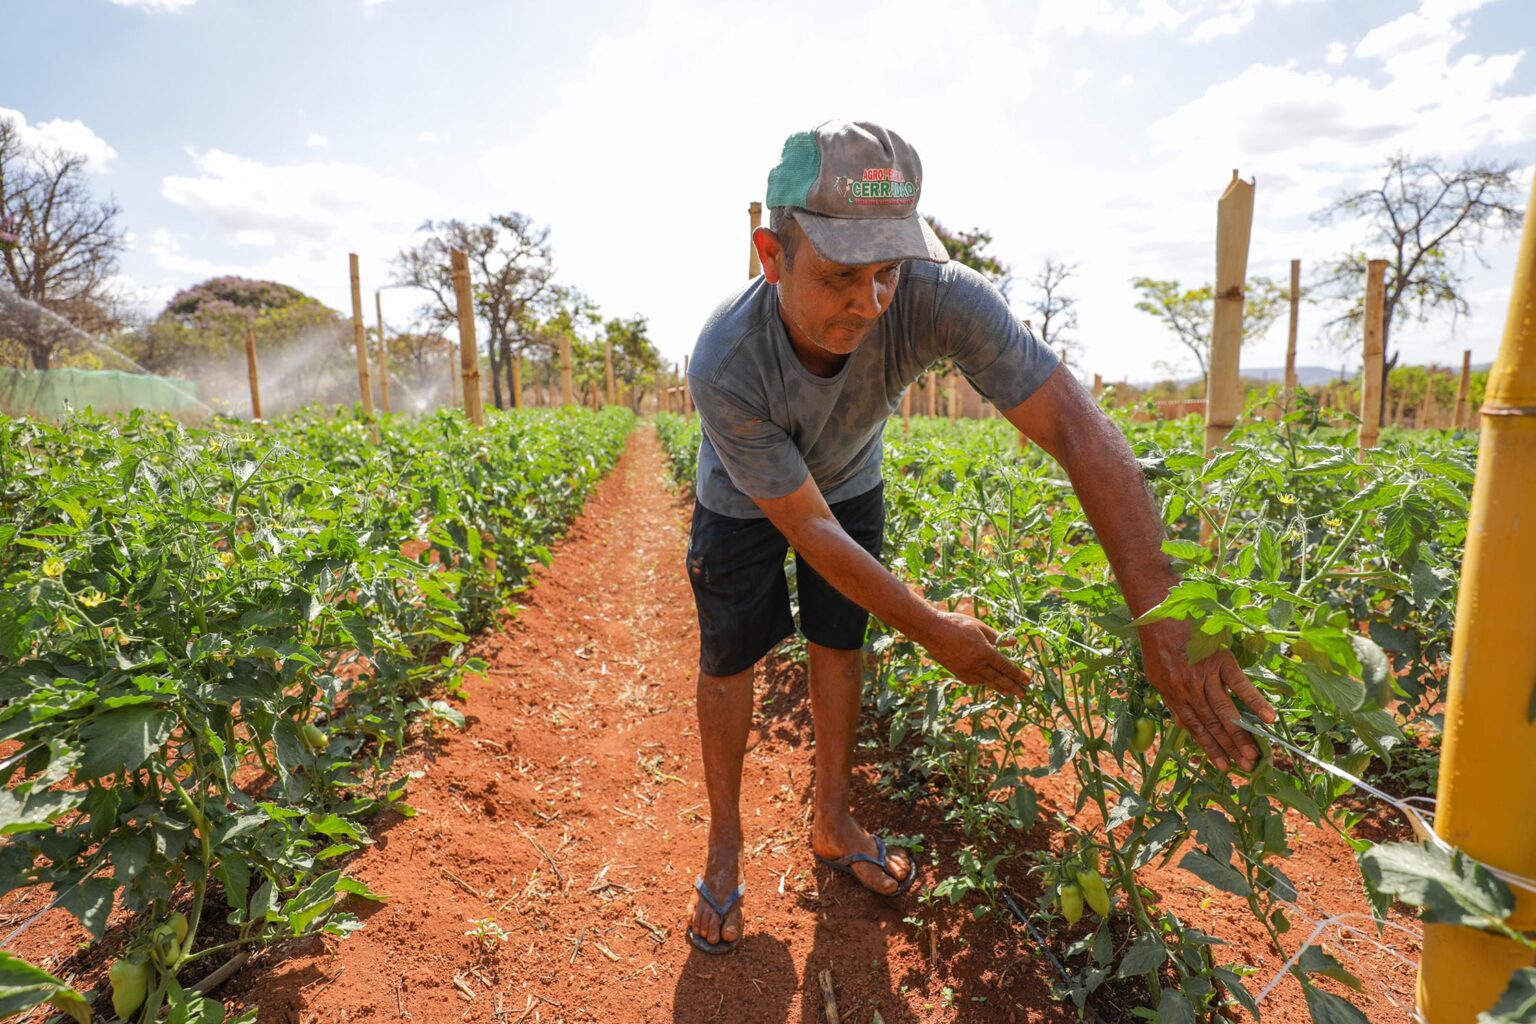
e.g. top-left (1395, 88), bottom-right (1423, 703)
top-left (654, 399), bottom-right (1528, 1022)
top-left (1, 405), bottom-right (634, 1023)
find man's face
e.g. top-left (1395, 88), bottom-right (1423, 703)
top-left (758, 226), bottom-right (902, 359)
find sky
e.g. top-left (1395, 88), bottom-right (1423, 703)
top-left (2, 0), bottom-right (1533, 382)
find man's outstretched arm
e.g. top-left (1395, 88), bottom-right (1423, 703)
top-left (1001, 364), bottom-right (1277, 771)
top-left (753, 480), bottom-right (1032, 699)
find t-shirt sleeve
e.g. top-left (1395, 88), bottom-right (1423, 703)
top-left (933, 263), bottom-right (1060, 410)
top-left (689, 372), bottom-right (810, 502)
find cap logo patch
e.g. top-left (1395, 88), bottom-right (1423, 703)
top-left (836, 167), bottom-right (917, 204)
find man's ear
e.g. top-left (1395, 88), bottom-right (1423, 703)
top-left (754, 228), bottom-right (784, 284)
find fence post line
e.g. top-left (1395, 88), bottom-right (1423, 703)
top-left (1453, 349), bottom-right (1472, 429)
top-left (449, 249), bottom-right (485, 427)
top-left (748, 201), bottom-right (763, 279)
top-left (512, 354), bottom-right (522, 410)
top-left (559, 334), bottom-right (574, 406)
top-left (1417, 165), bottom-right (1536, 1024)
top-left (901, 385), bottom-right (912, 430)
top-left (946, 372), bottom-right (958, 421)
top-left (1359, 259), bottom-right (1388, 452)
top-left (244, 326), bottom-right (263, 420)
top-left (925, 371), bottom-right (937, 416)
top-left (348, 253), bottom-right (378, 439)
top-left (374, 289), bottom-right (390, 415)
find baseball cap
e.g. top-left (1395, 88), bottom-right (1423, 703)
top-left (765, 120), bottom-right (949, 266)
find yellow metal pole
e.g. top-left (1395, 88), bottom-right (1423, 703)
top-left (1418, 168), bottom-right (1536, 1023)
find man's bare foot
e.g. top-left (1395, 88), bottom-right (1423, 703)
top-left (689, 835), bottom-right (744, 947)
top-left (811, 811), bottom-right (913, 895)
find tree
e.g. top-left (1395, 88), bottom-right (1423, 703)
top-left (597, 315), bottom-right (661, 410)
top-left (130, 276), bottom-right (343, 376)
top-left (1131, 276), bottom-right (1287, 392)
top-left (1311, 151), bottom-right (1524, 424)
top-left (923, 216), bottom-right (1010, 295)
top-left (1021, 257), bottom-right (1081, 369)
top-left (392, 213), bottom-right (555, 410)
top-left (0, 116), bottom-right (126, 369)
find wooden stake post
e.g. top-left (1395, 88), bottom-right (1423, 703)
top-left (375, 290), bottom-right (390, 415)
top-left (1359, 259), bottom-right (1388, 452)
top-left (683, 355), bottom-right (692, 416)
top-left (749, 201), bottom-right (763, 279)
top-left (560, 335), bottom-right (574, 406)
top-left (604, 342), bottom-right (616, 406)
top-left (348, 254), bottom-right (378, 436)
top-left (902, 386), bottom-right (911, 429)
top-left (1285, 258), bottom-right (1300, 390)
top-left (1454, 349), bottom-right (1472, 428)
top-left (512, 354), bottom-right (522, 410)
top-left (1204, 170), bottom-right (1256, 457)
top-left (449, 249), bottom-right (485, 427)
top-left (926, 371), bottom-right (937, 416)
top-left (244, 326), bottom-right (263, 420)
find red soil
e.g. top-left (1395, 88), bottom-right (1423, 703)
top-left (9, 423), bottom-right (1422, 1023)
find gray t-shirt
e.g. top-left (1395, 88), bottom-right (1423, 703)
top-left (687, 260), bottom-right (1059, 519)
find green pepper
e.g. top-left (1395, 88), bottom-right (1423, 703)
top-left (1075, 870), bottom-right (1112, 917)
top-left (168, 910), bottom-right (189, 944)
top-left (1058, 882), bottom-right (1084, 925)
top-left (110, 955), bottom-right (150, 1020)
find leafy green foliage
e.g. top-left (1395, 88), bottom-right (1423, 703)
top-left (0, 403), bottom-right (633, 1021)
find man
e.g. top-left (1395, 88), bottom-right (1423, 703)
top-left (682, 120), bottom-right (1276, 954)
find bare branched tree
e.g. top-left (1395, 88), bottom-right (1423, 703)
top-left (1022, 257), bottom-right (1081, 369)
top-left (392, 213), bottom-right (554, 409)
top-left (0, 117), bottom-right (126, 369)
top-left (1131, 276), bottom-right (1287, 394)
top-left (1311, 151), bottom-right (1524, 424)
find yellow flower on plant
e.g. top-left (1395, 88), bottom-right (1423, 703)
top-left (1324, 517), bottom-right (1343, 529)
top-left (42, 556), bottom-right (65, 578)
top-left (1277, 494), bottom-right (1297, 507)
top-left (79, 589), bottom-right (107, 608)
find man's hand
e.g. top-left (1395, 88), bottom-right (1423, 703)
top-left (920, 610), bottom-right (1031, 699)
top-left (1140, 618), bottom-right (1277, 771)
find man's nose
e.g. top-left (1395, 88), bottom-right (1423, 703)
top-left (848, 276), bottom-right (887, 319)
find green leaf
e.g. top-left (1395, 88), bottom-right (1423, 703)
top-left (1117, 931), bottom-right (1167, 977)
top-left (1212, 966), bottom-right (1260, 1018)
top-left (1480, 968), bottom-right (1536, 1023)
top-left (1179, 849), bottom-right (1252, 897)
top-left (1349, 634), bottom-right (1392, 707)
top-left (1301, 981), bottom-right (1371, 1024)
top-left (0, 951), bottom-right (89, 1020)
top-left (282, 868), bottom-right (342, 935)
top-left (1297, 945), bottom-right (1364, 990)
top-left (1162, 539), bottom-right (1208, 562)
top-left (1158, 989), bottom-right (1196, 1024)
top-left (1358, 842), bottom-right (1514, 929)
top-left (77, 703), bottom-right (173, 776)
top-left (57, 875), bottom-right (116, 938)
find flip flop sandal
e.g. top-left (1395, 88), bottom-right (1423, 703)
top-left (686, 875), bottom-right (746, 955)
top-left (816, 835), bottom-right (921, 898)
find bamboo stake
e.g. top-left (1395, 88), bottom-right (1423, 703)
top-left (748, 201), bottom-right (763, 278)
top-left (926, 371), bottom-right (937, 416)
top-left (449, 249), bottom-right (484, 427)
top-left (348, 254), bottom-right (378, 438)
top-left (512, 355), bottom-right (522, 411)
top-left (945, 373), bottom-right (957, 421)
top-left (375, 290), bottom-right (390, 415)
top-left (901, 386), bottom-right (911, 429)
top-left (655, 366), bottom-right (665, 414)
top-left (243, 326), bottom-right (262, 420)
top-left (1418, 166), bottom-right (1536, 1024)
top-left (1453, 349), bottom-right (1472, 429)
top-left (1392, 391), bottom-right (1406, 428)
top-left (1092, 373), bottom-right (1103, 399)
top-left (604, 342), bottom-right (615, 406)
top-left (683, 355), bottom-right (692, 416)
top-left (1285, 258), bottom-right (1300, 390)
top-left (1204, 170), bottom-right (1255, 457)
top-left (560, 335), bottom-right (573, 406)
top-left (1419, 379), bottom-right (1435, 429)
top-left (1359, 259), bottom-right (1387, 452)
top-left (673, 366), bottom-right (682, 418)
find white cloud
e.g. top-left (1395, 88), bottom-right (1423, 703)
top-left (306, 132), bottom-right (329, 149)
top-left (0, 107), bottom-right (117, 172)
top-left (109, 0), bottom-right (197, 11)
top-left (1072, 67), bottom-right (1095, 90)
top-left (1325, 41), bottom-right (1348, 65)
top-left (417, 130), bottom-right (440, 145)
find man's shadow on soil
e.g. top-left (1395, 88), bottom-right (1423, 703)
top-left (671, 934), bottom-right (797, 1024)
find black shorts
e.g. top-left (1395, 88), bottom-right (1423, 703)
top-left (686, 482), bottom-right (884, 677)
